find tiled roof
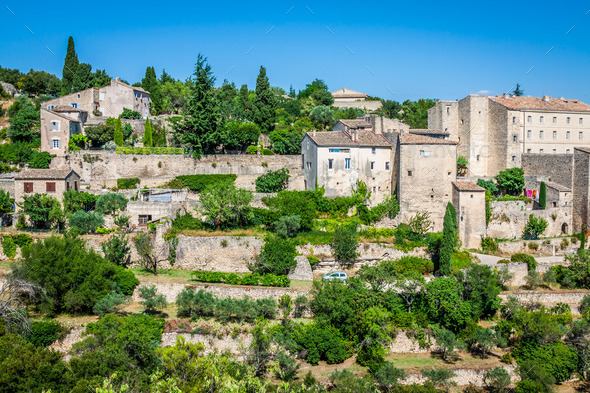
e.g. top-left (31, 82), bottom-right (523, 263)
top-left (490, 95), bottom-right (590, 112)
top-left (113, 78), bottom-right (150, 95)
top-left (400, 134), bottom-right (459, 145)
top-left (41, 108), bottom-right (81, 123)
top-left (409, 129), bottom-right (450, 136)
top-left (332, 88), bottom-right (368, 98)
top-left (51, 105), bottom-right (86, 113)
top-left (452, 181), bottom-right (485, 192)
top-left (337, 119), bottom-right (371, 129)
top-left (307, 131), bottom-right (391, 147)
top-left (545, 181), bottom-right (571, 192)
top-left (15, 169), bottom-right (76, 180)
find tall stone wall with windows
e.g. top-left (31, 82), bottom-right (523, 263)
top-left (522, 153), bottom-right (573, 188)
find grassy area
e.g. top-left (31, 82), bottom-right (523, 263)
top-left (386, 350), bottom-right (507, 372)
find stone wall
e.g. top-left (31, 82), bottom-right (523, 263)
top-left (51, 151), bottom-right (304, 192)
top-left (404, 365), bottom-right (518, 387)
top-left (522, 153), bottom-right (573, 188)
top-left (573, 147), bottom-right (590, 232)
top-left (500, 290), bottom-right (589, 314)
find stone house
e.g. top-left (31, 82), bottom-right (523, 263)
top-left (333, 118), bottom-right (373, 133)
top-left (14, 169), bottom-right (81, 212)
top-left (452, 181), bottom-right (486, 249)
top-left (408, 129), bottom-right (449, 140)
top-left (429, 94), bottom-right (590, 176)
top-left (397, 134), bottom-right (458, 231)
top-left (40, 107), bottom-right (86, 155)
top-left (301, 130), bottom-right (394, 203)
top-left (43, 78), bottom-right (151, 119)
top-left (331, 88), bottom-right (382, 111)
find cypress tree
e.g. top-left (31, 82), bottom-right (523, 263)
top-left (253, 66), bottom-right (277, 133)
top-left (71, 63), bottom-right (93, 93)
top-left (143, 118), bottom-right (153, 147)
top-left (62, 36), bottom-right (79, 95)
top-left (439, 202), bottom-right (457, 276)
top-left (539, 181), bottom-right (547, 209)
top-left (142, 66), bottom-right (163, 115)
top-left (172, 54), bottom-right (220, 155)
top-left (114, 117), bottom-right (124, 146)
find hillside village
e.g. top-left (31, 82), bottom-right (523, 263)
top-left (2, 37), bottom-right (590, 393)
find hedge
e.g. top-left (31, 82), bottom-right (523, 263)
top-left (116, 146), bottom-right (184, 155)
top-left (191, 270), bottom-right (290, 288)
top-left (175, 174), bottom-right (237, 192)
top-left (117, 178), bottom-right (140, 189)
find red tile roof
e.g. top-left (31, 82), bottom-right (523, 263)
top-left (15, 169), bottom-right (77, 180)
top-left (337, 119), bottom-right (372, 129)
top-left (452, 181), bottom-right (485, 192)
top-left (400, 134), bottom-right (458, 145)
top-left (409, 129), bottom-right (450, 136)
top-left (307, 131), bottom-right (391, 147)
top-left (490, 95), bottom-right (590, 112)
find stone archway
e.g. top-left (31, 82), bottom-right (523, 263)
top-left (561, 223), bottom-right (569, 235)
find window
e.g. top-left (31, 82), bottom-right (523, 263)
top-left (476, 155), bottom-right (480, 161)
top-left (581, 132), bottom-right (584, 140)
top-left (446, 106), bottom-right (450, 115)
top-left (138, 215), bottom-right (152, 226)
top-left (69, 102), bottom-right (79, 108)
top-left (46, 182), bottom-right (56, 192)
top-left (553, 149), bottom-right (557, 153)
top-left (580, 118), bottom-right (584, 125)
top-left (540, 149), bottom-right (544, 154)
top-left (512, 155), bottom-right (516, 162)
top-left (47, 105), bottom-right (54, 110)
top-left (51, 139), bottom-right (60, 149)
top-left (553, 131), bottom-right (557, 140)
top-left (408, 170), bottom-right (413, 176)
top-left (567, 149), bottom-right (571, 154)
top-left (527, 148), bottom-right (531, 153)
top-left (23, 182), bottom-right (33, 193)
top-left (567, 131), bottom-right (571, 140)
top-left (540, 116), bottom-right (544, 123)
top-left (328, 159), bottom-right (333, 169)
top-left (420, 150), bottom-right (430, 157)
top-left (385, 161), bottom-right (390, 170)
top-left (345, 158), bottom-right (351, 169)
top-left (329, 148), bottom-right (340, 153)
top-left (50, 121), bottom-right (59, 131)
top-left (539, 130), bottom-right (544, 139)
top-left (567, 117), bottom-right (571, 124)
top-left (99, 92), bottom-right (104, 101)
top-left (512, 116), bottom-right (516, 124)
top-left (74, 181), bottom-right (78, 191)
top-left (371, 148), bottom-right (376, 154)
top-left (513, 135), bottom-right (517, 142)
top-left (527, 116), bottom-right (532, 123)
top-left (553, 117), bottom-right (557, 123)
top-left (370, 161), bottom-right (375, 170)
top-left (527, 130), bottom-right (531, 139)
top-left (306, 162), bottom-right (311, 169)
top-left (301, 155), bottom-right (304, 169)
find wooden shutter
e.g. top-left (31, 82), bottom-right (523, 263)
top-left (46, 182), bottom-right (56, 192)
top-left (24, 182), bottom-right (33, 193)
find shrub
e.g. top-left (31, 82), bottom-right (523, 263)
top-left (2, 236), bottom-right (17, 259)
top-left (484, 367), bottom-right (511, 393)
top-left (246, 145), bottom-right (258, 155)
top-left (498, 259), bottom-right (510, 264)
top-left (261, 148), bottom-right (274, 155)
top-left (251, 237), bottom-right (297, 276)
top-left (27, 320), bottom-right (67, 347)
top-left (293, 323), bottom-right (350, 364)
top-left (120, 107), bottom-right (142, 119)
top-left (115, 146), bottom-right (184, 155)
top-left (481, 236), bottom-right (498, 253)
top-left (396, 256), bottom-right (434, 275)
top-left (477, 178), bottom-right (499, 193)
top-left (92, 291), bottom-right (129, 316)
top-left (523, 215), bottom-right (548, 239)
top-left (190, 271), bottom-right (290, 288)
top-left (274, 214), bottom-right (301, 238)
top-left (101, 233), bottom-right (131, 267)
top-left (176, 174), bottom-right (236, 192)
top-left (528, 242), bottom-right (539, 250)
top-left (67, 210), bottom-right (105, 234)
top-left (495, 167), bottom-right (524, 196)
top-left (95, 192), bottom-right (128, 215)
top-left (255, 168), bottom-right (290, 193)
top-left (331, 225), bottom-right (359, 264)
top-left (138, 285), bottom-right (167, 314)
top-left (117, 177), bottom-right (140, 189)
top-left (511, 253), bottom-right (537, 272)
top-left (560, 238), bottom-right (569, 250)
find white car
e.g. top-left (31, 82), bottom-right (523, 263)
top-left (322, 271), bottom-right (347, 282)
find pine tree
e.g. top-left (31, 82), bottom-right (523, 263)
top-left (539, 181), bottom-right (547, 209)
top-left (62, 36), bottom-right (79, 95)
top-left (114, 117), bottom-right (124, 146)
top-left (237, 84), bottom-right (252, 120)
top-left (253, 66), bottom-right (277, 133)
top-left (71, 63), bottom-right (93, 93)
top-left (513, 83), bottom-right (524, 97)
top-left (143, 118), bottom-right (153, 147)
top-left (172, 54), bottom-right (220, 155)
top-left (439, 202), bottom-right (457, 276)
top-left (142, 66), bottom-right (163, 115)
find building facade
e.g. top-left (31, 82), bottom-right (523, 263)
top-left (331, 88), bottom-right (382, 111)
top-left (428, 95), bottom-right (590, 176)
top-left (40, 107), bottom-right (86, 155)
top-left (14, 169), bottom-right (81, 212)
top-left (452, 181), bottom-right (486, 249)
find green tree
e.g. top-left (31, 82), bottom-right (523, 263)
top-left (274, 215), bottom-right (301, 238)
top-left (484, 367), bottom-right (511, 393)
top-left (138, 285), bottom-right (167, 314)
top-left (61, 36), bottom-right (79, 95)
top-left (331, 225), bottom-right (360, 264)
top-left (71, 63), bottom-right (93, 92)
top-left (433, 328), bottom-right (461, 361)
top-left (374, 362), bottom-right (407, 390)
top-left (495, 167), bottom-right (524, 196)
top-left (0, 190), bottom-right (12, 215)
top-left (523, 215), bottom-right (548, 239)
top-left (142, 66), bottom-right (163, 114)
top-left (255, 168), bottom-right (290, 192)
top-left (420, 277), bottom-right (472, 332)
top-left (173, 54), bottom-right (220, 155)
top-left (17, 193), bottom-right (57, 228)
top-left (439, 202), bottom-right (457, 276)
top-left (513, 83), bottom-right (524, 96)
top-left (199, 184), bottom-right (253, 229)
top-left (269, 126), bottom-right (305, 155)
top-left (355, 306), bottom-right (394, 372)
top-left (143, 117), bottom-right (153, 147)
top-left (539, 181), bottom-right (546, 209)
top-left (96, 193), bottom-right (128, 216)
top-left (7, 96), bottom-right (39, 143)
top-left (92, 69), bottom-right (111, 88)
top-left (252, 236), bottom-right (297, 276)
top-left (67, 210), bottom-right (105, 234)
top-left (101, 233), bottom-right (131, 267)
top-left (253, 66), bottom-right (277, 133)
top-left (310, 105), bottom-right (336, 129)
top-left (113, 116), bottom-right (124, 146)
top-left (421, 368), bottom-right (457, 390)
top-left (134, 232), bottom-right (164, 275)
top-left (222, 121), bottom-right (260, 151)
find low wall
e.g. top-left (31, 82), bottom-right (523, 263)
top-left (404, 365), bottom-right (518, 387)
top-left (500, 290), bottom-right (589, 314)
top-left (497, 238), bottom-right (577, 256)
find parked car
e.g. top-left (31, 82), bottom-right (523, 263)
top-left (322, 271), bottom-right (347, 282)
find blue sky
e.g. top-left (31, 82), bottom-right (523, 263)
top-left (2, 1), bottom-right (590, 102)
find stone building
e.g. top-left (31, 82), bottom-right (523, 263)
top-left (333, 118), bottom-right (373, 133)
top-left (331, 88), bottom-right (382, 111)
top-left (14, 169), bottom-right (81, 212)
top-left (43, 78), bottom-right (151, 119)
top-left (397, 134), bottom-right (459, 231)
top-left (301, 130), bottom-right (394, 203)
top-left (452, 181), bottom-right (486, 249)
top-left (40, 108), bottom-right (85, 155)
top-left (429, 94), bottom-right (590, 176)
top-left (573, 147), bottom-right (590, 232)
top-left (364, 115), bottom-right (410, 135)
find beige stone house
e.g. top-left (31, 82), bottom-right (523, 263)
top-left (452, 181), bottom-right (486, 249)
top-left (14, 169), bottom-right (81, 212)
top-left (428, 94), bottom-right (590, 176)
top-left (40, 107), bottom-right (86, 155)
top-left (331, 88), bottom-right (382, 111)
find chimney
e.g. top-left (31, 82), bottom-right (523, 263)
top-left (116, 77), bottom-right (121, 82)
top-left (542, 95), bottom-right (551, 102)
top-left (352, 129), bottom-right (358, 142)
top-left (312, 129), bottom-right (316, 137)
top-left (503, 93), bottom-right (510, 99)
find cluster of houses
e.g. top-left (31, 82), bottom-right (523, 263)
top-left (18, 81), bottom-right (590, 247)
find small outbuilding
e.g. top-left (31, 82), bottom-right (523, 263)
top-left (14, 169), bottom-right (81, 211)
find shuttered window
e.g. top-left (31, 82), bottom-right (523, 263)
top-left (46, 182), bottom-right (56, 192)
top-left (24, 182), bottom-right (33, 193)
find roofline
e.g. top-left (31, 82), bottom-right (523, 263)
top-left (41, 108), bottom-right (81, 123)
top-left (15, 169), bottom-right (77, 180)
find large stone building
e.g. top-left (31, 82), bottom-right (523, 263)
top-left (40, 107), bottom-right (86, 155)
top-left (331, 88), bottom-right (382, 111)
top-left (452, 181), bottom-right (486, 249)
top-left (428, 94), bottom-right (590, 176)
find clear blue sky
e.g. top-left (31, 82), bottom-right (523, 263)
top-left (2, 1), bottom-right (590, 102)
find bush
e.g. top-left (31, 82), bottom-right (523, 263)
top-left (112, 267), bottom-right (140, 295)
top-left (92, 291), bottom-right (129, 316)
top-left (263, 191), bottom-right (317, 231)
top-left (293, 323), bottom-right (350, 364)
top-left (176, 174), bottom-right (236, 192)
top-left (2, 235), bottom-right (16, 259)
top-left (246, 145), bottom-right (258, 155)
top-left (511, 253), bottom-right (537, 272)
top-left (27, 320), bottom-right (67, 347)
top-left (274, 214), bottom-right (301, 238)
top-left (523, 215), bottom-right (548, 239)
top-left (115, 146), bottom-right (184, 155)
top-left (95, 192), bottom-right (128, 216)
top-left (67, 210), bottom-right (104, 234)
top-left (481, 236), bottom-right (498, 252)
top-left (191, 271), bottom-right (290, 287)
top-left (255, 168), bottom-right (290, 193)
top-left (495, 167), bottom-right (524, 196)
top-left (138, 285), bottom-right (167, 314)
top-left (484, 367), bottom-right (511, 392)
top-left (116, 177), bottom-right (140, 189)
top-left (396, 256), bottom-right (434, 275)
top-left (261, 148), bottom-right (274, 155)
top-left (477, 178), bottom-right (498, 193)
top-left (252, 237), bottom-right (297, 276)
top-left (120, 107), bottom-right (142, 119)
top-left (528, 242), bottom-right (539, 250)
top-left (331, 225), bottom-right (359, 264)
top-left (101, 233), bottom-right (131, 267)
